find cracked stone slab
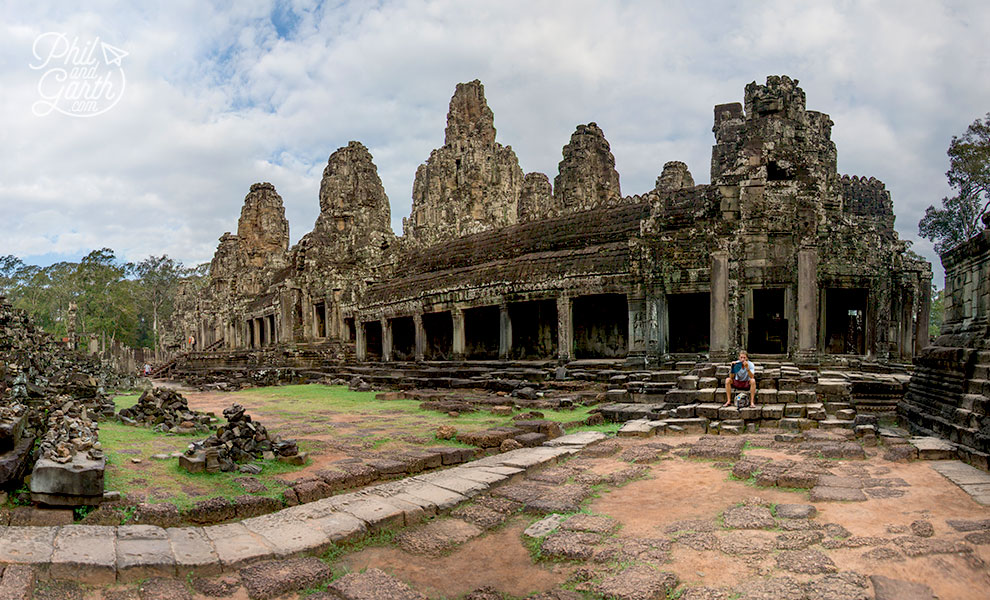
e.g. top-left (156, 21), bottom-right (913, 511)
top-left (238, 557), bottom-right (332, 600)
top-left (167, 527), bottom-right (221, 576)
top-left (412, 471), bottom-right (489, 497)
top-left (204, 522), bottom-right (275, 570)
top-left (396, 519), bottom-right (483, 555)
top-left (116, 524), bottom-right (176, 582)
top-left (775, 504), bottom-right (817, 519)
top-left (241, 511), bottom-right (334, 558)
top-left (542, 431), bottom-right (608, 446)
top-left (0, 526), bottom-right (58, 566)
top-left (808, 486), bottom-right (867, 502)
top-left (523, 514), bottom-right (567, 538)
top-left (50, 525), bottom-right (116, 584)
top-left (323, 496), bottom-right (408, 532)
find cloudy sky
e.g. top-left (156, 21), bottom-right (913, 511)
top-left (2, 1), bottom-right (988, 283)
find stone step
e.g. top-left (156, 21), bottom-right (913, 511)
top-left (819, 418), bottom-right (855, 430)
top-left (617, 419), bottom-right (665, 437)
top-left (909, 436), bottom-right (957, 460)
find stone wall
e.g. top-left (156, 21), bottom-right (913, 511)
top-left (901, 226), bottom-right (990, 468)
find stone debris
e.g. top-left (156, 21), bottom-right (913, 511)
top-left (327, 568), bottom-right (427, 600)
top-left (181, 404), bottom-right (300, 473)
top-left (117, 388), bottom-right (213, 433)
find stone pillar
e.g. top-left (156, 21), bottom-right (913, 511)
top-left (556, 294), bottom-right (572, 362)
top-left (797, 248), bottom-right (818, 362)
top-left (710, 252), bottom-right (731, 361)
top-left (355, 321), bottom-right (367, 361)
top-left (900, 287), bottom-right (915, 360)
top-left (381, 317), bottom-right (393, 362)
top-left (413, 313), bottom-right (425, 362)
top-left (499, 302), bottom-right (512, 360)
top-left (626, 292), bottom-right (648, 366)
top-left (452, 307), bottom-right (466, 360)
top-left (916, 279), bottom-right (931, 355)
top-left (655, 294), bottom-right (668, 356)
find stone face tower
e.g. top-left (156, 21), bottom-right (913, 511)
top-left (404, 80), bottom-right (524, 246)
top-left (235, 182), bottom-right (289, 269)
top-left (552, 122), bottom-right (622, 214)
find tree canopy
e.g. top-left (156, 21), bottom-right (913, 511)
top-left (0, 250), bottom-right (207, 349)
top-left (919, 113), bottom-right (990, 255)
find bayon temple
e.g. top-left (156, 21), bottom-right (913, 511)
top-left (164, 75), bottom-right (932, 367)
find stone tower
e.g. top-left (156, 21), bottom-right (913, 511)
top-left (552, 122), bottom-right (622, 215)
top-left (404, 80), bottom-right (524, 246)
top-left (235, 182), bottom-right (290, 269)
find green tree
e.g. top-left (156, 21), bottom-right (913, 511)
top-left (919, 113), bottom-right (990, 254)
top-left (929, 287), bottom-right (944, 339)
top-left (132, 255), bottom-right (184, 352)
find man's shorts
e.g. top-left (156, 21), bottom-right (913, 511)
top-left (731, 378), bottom-right (751, 390)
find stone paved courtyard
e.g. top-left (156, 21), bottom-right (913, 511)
top-left (3, 429), bottom-right (988, 600)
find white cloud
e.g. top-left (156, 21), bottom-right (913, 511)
top-left (1, 0), bottom-right (988, 286)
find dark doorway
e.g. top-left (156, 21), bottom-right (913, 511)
top-left (508, 300), bottom-right (558, 359)
top-left (748, 288), bottom-right (787, 354)
top-left (573, 294), bottom-right (628, 358)
top-left (390, 316), bottom-right (416, 361)
top-left (423, 311), bottom-right (453, 360)
top-left (464, 306), bottom-right (500, 359)
top-left (257, 318), bottom-right (267, 347)
top-left (825, 288), bottom-right (867, 354)
top-left (344, 317), bottom-right (356, 342)
top-left (247, 320), bottom-right (256, 348)
top-left (314, 303), bottom-right (327, 338)
top-left (364, 321), bottom-right (382, 360)
top-left (267, 314), bottom-right (277, 345)
top-left (668, 292), bottom-right (710, 352)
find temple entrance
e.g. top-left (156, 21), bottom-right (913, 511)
top-left (344, 317), bottom-right (356, 342)
top-left (390, 316), bottom-right (416, 361)
top-left (247, 320), bottom-right (256, 348)
top-left (748, 288), bottom-right (787, 354)
top-left (364, 321), bottom-right (382, 360)
top-left (423, 311), bottom-right (453, 360)
top-left (267, 314), bottom-right (277, 345)
top-left (667, 292), bottom-right (710, 353)
top-left (464, 305), bottom-right (500, 359)
top-left (824, 288), bottom-right (867, 354)
top-left (314, 302), bottom-right (327, 338)
top-left (572, 294), bottom-right (628, 358)
top-left (508, 300), bottom-right (557, 359)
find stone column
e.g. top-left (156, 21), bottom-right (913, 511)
top-left (797, 248), bottom-right (818, 362)
top-left (355, 321), bottom-right (367, 361)
top-left (499, 302), bottom-right (512, 360)
top-left (381, 317), bottom-right (393, 362)
top-left (413, 313), bottom-right (425, 362)
top-left (916, 279), bottom-right (931, 355)
top-left (654, 294), bottom-right (668, 356)
top-left (556, 294), bottom-right (572, 362)
top-left (626, 292), bottom-right (648, 366)
top-left (900, 287), bottom-right (915, 360)
top-left (710, 251), bottom-right (731, 361)
top-left (452, 307), bottom-right (466, 360)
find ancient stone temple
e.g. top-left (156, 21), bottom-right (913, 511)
top-left (166, 76), bottom-right (930, 367)
top-left (902, 218), bottom-right (990, 467)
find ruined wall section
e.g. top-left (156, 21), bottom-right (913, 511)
top-left (902, 226), bottom-right (990, 467)
top-left (403, 80), bottom-right (524, 247)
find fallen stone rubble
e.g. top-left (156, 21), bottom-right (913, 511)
top-left (117, 387), bottom-right (214, 433)
top-left (181, 404), bottom-right (301, 473)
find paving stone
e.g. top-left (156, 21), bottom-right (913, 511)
top-left (594, 565), bottom-right (678, 600)
top-left (818, 442), bottom-right (866, 459)
top-left (910, 519), bottom-right (934, 537)
top-left (736, 576), bottom-right (806, 600)
top-left (203, 522), bottom-right (275, 570)
top-left (964, 530), bottom-right (990, 544)
top-left (893, 535), bottom-right (968, 557)
top-left (561, 514), bottom-right (618, 535)
top-left (805, 572), bottom-right (871, 600)
top-left (9, 507), bottom-right (73, 527)
top-left (116, 525), bottom-right (176, 582)
top-left (492, 482), bottom-right (590, 514)
top-left (688, 436), bottom-right (745, 460)
top-left (774, 531), bottom-right (823, 549)
top-left (50, 525), bottom-right (116, 584)
top-left (870, 575), bottom-right (936, 600)
top-left (523, 514), bottom-right (567, 538)
top-left (413, 471), bottom-right (489, 497)
top-left (239, 557), bottom-right (332, 600)
top-left (450, 503), bottom-right (508, 530)
top-left (717, 531), bottom-right (774, 555)
top-left (323, 495), bottom-right (408, 531)
top-left (190, 575), bottom-right (241, 597)
top-left (863, 487), bottom-right (907, 499)
top-left (541, 531), bottom-right (601, 560)
top-left (543, 431), bottom-right (608, 447)
top-left (945, 518), bottom-right (990, 532)
top-left (674, 532), bottom-right (719, 551)
top-left (396, 519), bottom-right (482, 555)
top-left (167, 527), bottom-right (222, 576)
top-left (775, 504), bottom-right (817, 519)
top-left (664, 519), bottom-right (717, 534)
top-left (617, 419), bottom-right (663, 437)
top-left (808, 486), bottom-right (867, 502)
top-left (0, 565), bottom-right (34, 600)
top-left (593, 537), bottom-right (670, 564)
top-left (722, 505), bottom-right (776, 529)
top-left (137, 577), bottom-right (191, 600)
top-left (327, 568), bottom-right (426, 600)
top-left (775, 549), bottom-right (837, 574)
top-left (882, 445), bottom-right (917, 462)
top-left (0, 526), bottom-right (57, 566)
top-left (240, 510), bottom-right (335, 557)
top-left (524, 590), bottom-right (583, 600)
top-left (862, 546), bottom-right (904, 561)
top-left (679, 587), bottom-right (734, 600)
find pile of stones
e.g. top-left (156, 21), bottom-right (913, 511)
top-left (0, 296), bottom-right (121, 503)
top-left (181, 403), bottom-right (302, 473)
top-left (117, 387), bottom-right (213, 433)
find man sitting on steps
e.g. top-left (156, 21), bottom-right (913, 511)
top-left (723, 349), bottom-right (757, 408)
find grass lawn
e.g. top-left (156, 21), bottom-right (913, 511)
top-left (98, 384), bottom-right (617, 511)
